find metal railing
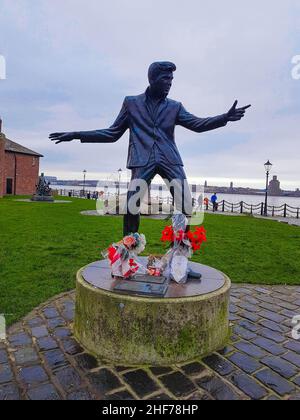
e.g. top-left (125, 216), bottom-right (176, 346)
top-left (54, 189), bottom-right (300, 219)
top-left (53, 189), bottom-right (99, 200)
top-left (54, 189), bottom-right (174, 203)
top-left (204, 200), bottom-right (300, 219)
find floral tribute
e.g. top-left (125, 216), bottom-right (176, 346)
top-left (161, 225), bottom-right (207, 252)
top-left (103, 233), bottom-right (147, 279)
top-left (160, 214), bottom-right (207, 284)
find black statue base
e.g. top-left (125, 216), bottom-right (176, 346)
top-left (113, 274), bottom-right (169, 298)
top-left (31, 195), bottom-right (55, 202)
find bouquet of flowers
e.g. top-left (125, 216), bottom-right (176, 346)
top-left (161, 214), bottom-right (207, 284)
top-left (103, 233), bottom-right (147, 279)
top-left (161, 226), bottom-right (207, 252)
top-left (147, 255), bottom-right (164, 277)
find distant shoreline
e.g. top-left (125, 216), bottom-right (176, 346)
top-left (50, 183), bottom-right (300, 199)
top-left (204, 190), bottom-right (300, 199)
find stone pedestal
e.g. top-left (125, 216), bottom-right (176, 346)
top-left (74, 258), bottom-right (231, 366)
top-left (31, 195), bottom-right (54, 202)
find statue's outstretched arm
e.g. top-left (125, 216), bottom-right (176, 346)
top-left (176, 100), bottom-right (251, 133)
top-left (50, 99), bottom-right (129, 144)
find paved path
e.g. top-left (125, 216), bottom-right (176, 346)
top-left (1, 285), bottom-right (300, 400)
top-left (14, 199), bottom-right (72, 204)
top-left (81, 210), bottom-right (168, 220)
top-left (254, 215), bottom-right (300, 227)
top-left (82, 209), bottom-right (300, 226)
top-left (205, 210), bottom-right (300, 226)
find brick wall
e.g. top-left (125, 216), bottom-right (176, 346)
top-left (0, 134), bottom-right (5, 198)
top-left (3, 152), bottom-right (40, 195)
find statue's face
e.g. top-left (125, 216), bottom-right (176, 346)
top-left (150, 72), bottom-right (173, 97)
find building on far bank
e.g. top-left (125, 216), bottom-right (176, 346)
top-left (0, 119), bottom-right (43, 197)
top-left (268, 175), bottom-right (281, 196)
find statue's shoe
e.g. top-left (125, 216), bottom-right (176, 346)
top-left (187, 268), bottom-right (202, 280)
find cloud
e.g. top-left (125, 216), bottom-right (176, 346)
top-left (0, 0), bottom-right (299, 189)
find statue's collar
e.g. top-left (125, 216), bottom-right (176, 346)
top-left (145, 87), bottom-right (167, 102)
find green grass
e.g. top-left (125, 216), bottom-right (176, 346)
top-left (0, 196), bottom-right (300, 325)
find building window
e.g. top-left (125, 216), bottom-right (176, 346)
top-left (32, 157), bottom-right (36, 166)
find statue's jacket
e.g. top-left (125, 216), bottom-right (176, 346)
top-left (79, 91), bottom-right (228, 169)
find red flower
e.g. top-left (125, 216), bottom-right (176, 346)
top-left (185, 227), bottom-right (207, 252)
top-left (161, 226), bottom-right (174, 242)
top-left (194, 226), bottom-right (207, 242)
top-left (191, 243), bottom-right (201, 251)
top-left (175, 229), bottom-right (185, 242)
top-left (161, 225), bottom-right (207, 253)
top-left (186, 231), bottom-right (194, 242)
top-left (107, 246), bottom-right (119, 264)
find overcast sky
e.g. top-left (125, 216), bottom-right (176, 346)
top-left (0, 0), bottom-right (299, 189)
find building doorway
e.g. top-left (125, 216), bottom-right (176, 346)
top-left (6, 178), bottom-right (13, 195)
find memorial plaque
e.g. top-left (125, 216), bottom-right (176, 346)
top-left (113, 275), bottom-right (169, 297)
top-left (134, 274), bottom-right (167, 285)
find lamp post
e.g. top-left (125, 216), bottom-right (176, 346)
top-left (83, 170), bottom-right (87, 196)
top-left (264, 160), bottom-right (272, 216)
top-left (117, 169), bottom-right (122, 215)
top-left (118, 169), bottom-right (122, 198)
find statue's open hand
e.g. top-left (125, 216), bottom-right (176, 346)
top-left (227, 100), bottom-right (251, 122)
top-left (49, 132), bottom-right (75, 144)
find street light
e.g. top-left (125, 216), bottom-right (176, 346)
top-left (118, 169), bottom-right (122, 198)
top-left (117, 169), bottom-right (122, 215)
top-left (264, 160), bottom-right (272, 216)
top-left (83, 170), bottom-right (87, 196)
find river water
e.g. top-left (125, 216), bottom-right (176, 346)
top-left (52, 185), bottom-right (300, 210)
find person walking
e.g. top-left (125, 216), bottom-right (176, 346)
top-left (197, 193), bottom-right (203, 211)
top-left (211, 193), bottom-right (218, 212)
top-left (204, 197), bottom-right (209, 211)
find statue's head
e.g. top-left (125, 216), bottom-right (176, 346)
top-left (148, 61), bottom-right (176, 98)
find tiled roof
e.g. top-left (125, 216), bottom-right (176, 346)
top-left (4, 138), bottom-right (43, 157)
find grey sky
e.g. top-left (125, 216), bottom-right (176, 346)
top-left (0, 0), bottom-right (299, 189)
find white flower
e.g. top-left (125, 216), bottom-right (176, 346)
top-left (134, 233), bottom-right (146, 255)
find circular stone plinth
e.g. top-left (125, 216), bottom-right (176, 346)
top-left (14, 199), bottom-right (72, 203)
top-left (80, 210), bottom-right (167, 220)
top-left (74, 258), bottom-right (231, 366)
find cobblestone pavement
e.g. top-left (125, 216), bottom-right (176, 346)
top-left (1, 285), bottom-right (300, 400)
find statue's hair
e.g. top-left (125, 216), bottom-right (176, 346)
top-left (148, 61), bottom-right (176, 83)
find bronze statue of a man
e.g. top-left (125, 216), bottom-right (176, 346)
top-left (50, 62), bottom-right (250, 235)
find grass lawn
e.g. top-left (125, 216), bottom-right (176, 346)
top-left (1, 196), bottom-right (300, 326)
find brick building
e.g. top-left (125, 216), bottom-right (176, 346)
top-left (0, 121), bottom-right (43, 197)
